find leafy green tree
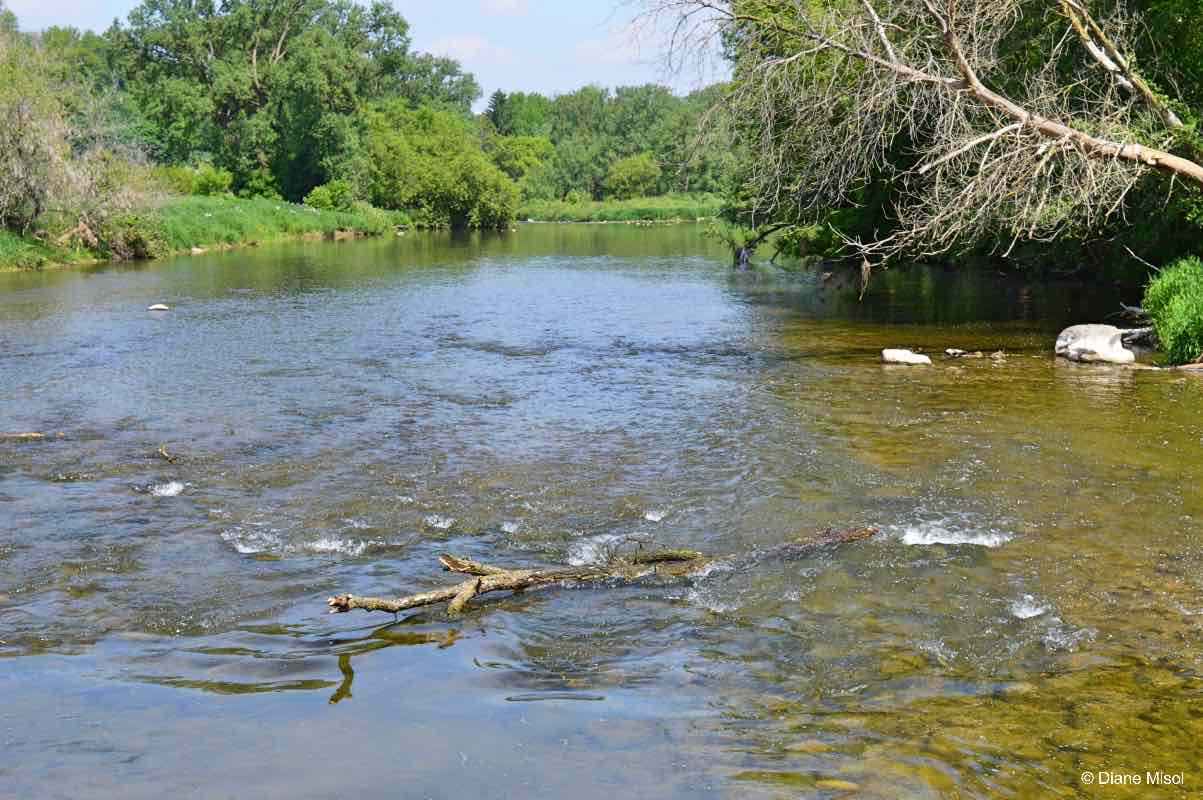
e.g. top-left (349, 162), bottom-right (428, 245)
top-left (0, 1), bottom-right (16, 33)
top-left (486, 90), bottom-right (513, 134)
top-left (110, 0), bottom-right (479, 200)
top-left (304, 178), bottom-right (355, 211)
top-left (0, 24), bottom-right (66, 230)
top-left (487, 135), bottom-right (554, 181)
top-left (605, 153), bottom-right (661, 199)
top-left (504, 91), bottom-right (552, 137)
top-left (362, 102), bottom-right (516, 228)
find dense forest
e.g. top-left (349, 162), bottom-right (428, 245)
top-left (0, 0), bottom-right (730, 261)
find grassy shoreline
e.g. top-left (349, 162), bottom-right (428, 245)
top-left (517, 193), bottom-right (723, 223)
top-left (0, 196), bottom-right (406, 273)
top-left (2, 194), bottom-right (723, 272)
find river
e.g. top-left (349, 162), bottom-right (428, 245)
top-left (2, 225), bottom-right (1201, 798)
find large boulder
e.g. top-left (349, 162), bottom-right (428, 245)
top-left (1055, 324), bottom-right (1135, 364)
top-left (882, 348), bottom-right (932, 365)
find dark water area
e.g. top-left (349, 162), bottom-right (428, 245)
top-left (2, 225), bottom-right (1201, 798)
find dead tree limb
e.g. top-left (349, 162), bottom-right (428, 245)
top-left (328, 526), bottom-right (878, 617)
top-left (634, 0), bottom-right (1203, 262)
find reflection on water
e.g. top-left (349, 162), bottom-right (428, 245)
top-left (2, 225), bottom-right (1202, 798)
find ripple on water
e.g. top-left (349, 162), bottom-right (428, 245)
top-left (1010, 594), bottom-right (1049, 619)
top-left (151, 481), bottom-right (186, 497)
top-left (897, 518), bottom-right (1013, 548)
top-left (566, 534), bottom-right (628, 565)
top-left (219, 525), bottom-right (372, 557)
top-left (423, 514), bottom-right (456, 531)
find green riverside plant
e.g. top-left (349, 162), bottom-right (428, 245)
top-left (1144, 256), bottom-right (1203, 364)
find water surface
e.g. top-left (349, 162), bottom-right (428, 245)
top-left (2, 226), bottom-right (1201, 798)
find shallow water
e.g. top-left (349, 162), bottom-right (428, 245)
top-left (2, 226), bottom-right (1202, 798)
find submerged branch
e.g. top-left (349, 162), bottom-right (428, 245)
top-left (328, 527), bottom-right (879, 616)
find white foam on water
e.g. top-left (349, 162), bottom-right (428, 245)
top-left (566, 534), bottom-right (627, 566)
top-left (424, 514), bottom-right (456, 530)
top-left (342, 518), bottom-right (371, 530)
top-left (396, 495), bottom-right (416, 505)
top-left (220, 526), bottom-right (282, 555)
top-left (1011, 594), bottom-right (1048, 619)
top-left (899, 520), bottom-right (1012, 548)
top-left (690, 559), bottom-right (734, 578)
top-left (917, 639), bottom-right (957, 666)
top-left (685, 587), bottom-right (735, 614)
top-left (501, 521), bottom-right (520, 534)
top-left (643, 509), bottom-right (667, 523)
top-left (151, 481), bottom-right (185, 497)
top-left (305, 536), bottom-right (368, 556)
top-left (1042, 620), bottom-right (1096, 651)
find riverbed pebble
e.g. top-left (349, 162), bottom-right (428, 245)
top-left (147, 303), bottom-right (170, 311)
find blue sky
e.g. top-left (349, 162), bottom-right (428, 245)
top-left (5, 0), bottom-right (725, 108)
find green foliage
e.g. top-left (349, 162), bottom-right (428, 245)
top-left (518, 194), bottom-right (722, 223)
top-left (486, 135), bottom-right (554, 182)
top-left (1144, 257), bottom-right (1203, 364)
top-left (0, 26), bottom-right (67, 231)
top-left (605, 153), bottom-right (661, 200)
top-left (482, 83), bottom-right (733, 203)
top-left (109, 0), bottom-right (480, 201)
top-left (362, 103), bottom-right (515, 228)
top-left (304, 179), bottom-right (356, 211)
top-left (0, 1), bottom-right (16, 33)
top-left (0, 230), bottom-right (64, 269)
top-left (191, 164), bottom-right (234, 196)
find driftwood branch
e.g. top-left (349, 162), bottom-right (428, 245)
top-left (328, 527), bottom-right (879, 616)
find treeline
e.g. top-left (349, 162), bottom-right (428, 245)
top-left (1, 0), bottom-right (730, 262)
top-left (482, 85), bottom-right (731, 204)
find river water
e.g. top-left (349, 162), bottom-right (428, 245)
top-left (2, 225), bottom-right (1201, 798)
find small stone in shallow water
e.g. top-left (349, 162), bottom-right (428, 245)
top-left (147, 303), bottom-right (170, 311)
top-left (785, 740), bottom-right (831, 754)
top-left (881, 348), bottom-right (932, 365)
top-left (945, 348), bottom-right (966, 357)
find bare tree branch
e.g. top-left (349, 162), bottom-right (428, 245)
top-left (633, 0), bottom-right (1203, 262)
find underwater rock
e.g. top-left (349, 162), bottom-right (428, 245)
top-left (147, 303), bottom-right (170, 312)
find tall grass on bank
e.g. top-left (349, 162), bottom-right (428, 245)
top-left (1144, 256), bottom-right (1203, 364)
top-left (517, 194), bottom-right (722, 223)
top-left (0, 196), bottom-right (408, 271)
top-left (154, 196), bottom-right (405, 250)
top-left (0, 230), bottom-right (81, 269)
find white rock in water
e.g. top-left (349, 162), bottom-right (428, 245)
top-left (147, 304), bottom-right (170, 311)
top-left (945, 348), bottom-right (967, 357)
top-left (1055, 324), bottom-right (1135, 364)
top-left (882, 348), bottom-right (932, 365)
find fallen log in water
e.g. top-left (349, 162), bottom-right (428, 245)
top-left (327, 526), bottom-right (878, 616)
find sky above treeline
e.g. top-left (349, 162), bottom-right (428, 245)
top-left (6, 0), bottom-right (726, 109)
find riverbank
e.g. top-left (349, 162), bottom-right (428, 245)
top-left (517, 193), bottom-right (722, 223)
top-left (0, 196), bottom-right (407, 272)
